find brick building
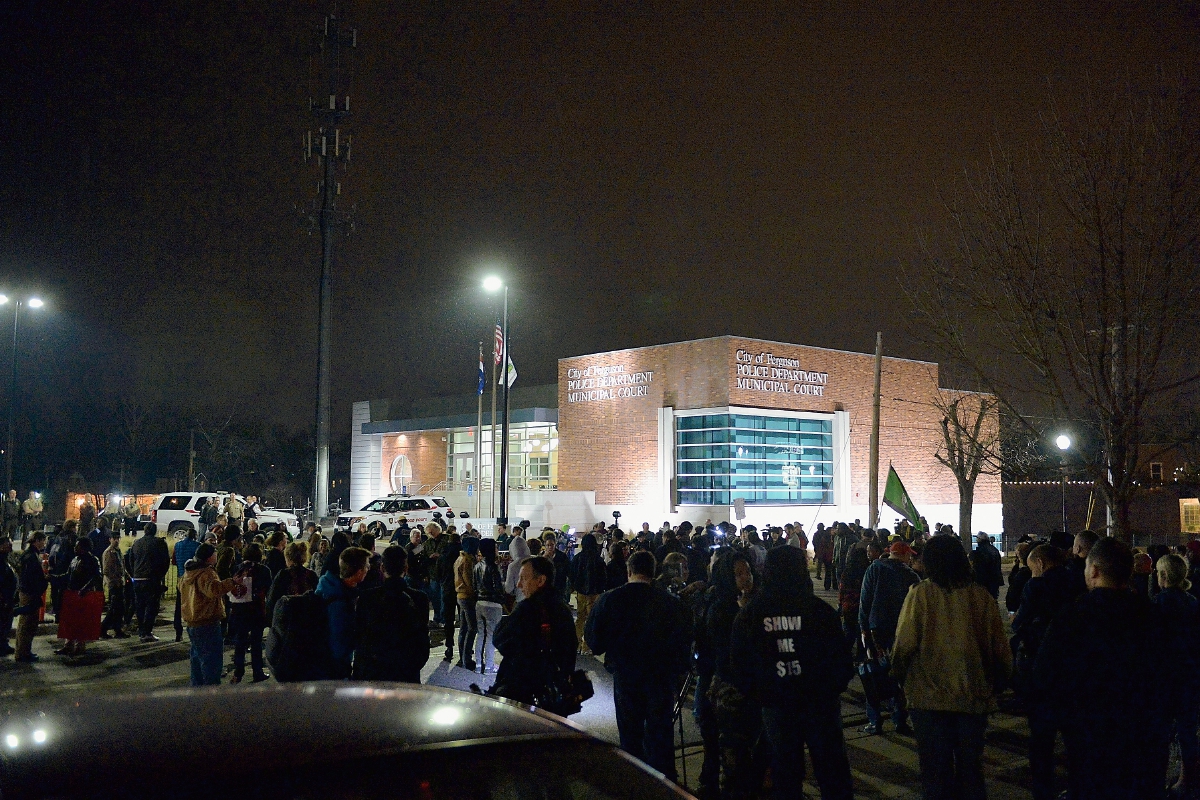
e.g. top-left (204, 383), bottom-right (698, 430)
top-left (350, 336), bottom-right (1002, 532)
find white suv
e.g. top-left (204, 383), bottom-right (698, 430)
top-left (151, 492), bottom-right (301, 537)
top-left (335, 494), bottom-right (463, 537)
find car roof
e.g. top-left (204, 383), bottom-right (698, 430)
top-left (0, 683), bottom-right (588, 795)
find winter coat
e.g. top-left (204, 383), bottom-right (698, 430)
top-left (315, 570), bottom-right (358, 676)
top-left (264, 547), bottom-right (286, 578)
top-left (504, 537), bottom-right (530, 598)
top-left (266, 565), bottom-right (319, 623)
top-left (492, 587), bottom-right (577, 704)
top-left (1010, 564), bottom-right (1080, 675)
top-left (353, 576), bottom-right (430, 682)
top-left (67, 553), bottom-right (102, 593)
top-left (970, 541), bottom-right (1004, 597)
top-left (0, 554), bottom-right (17, 605)
top-left (695, 586), bottom-right (741, 682)
top-left (179, 561), bottom-right (236, 627)
top-left (858, 557), bottom-right (920, 642)
top-left (473, 559), bottom-right (506, 604)
top-left (454, 553), bottom-right (476, 600)
top-left (129, 534), bottom-right (170, 582)
top-left (1006, 563), bottom-right (1032, 613)
top-left (18, 548), bottom-right (48, 600)
top-left (891, 580), bottom-right (1012, 715)
top-left (585, 580), bottom-right (692, 686)
top-left (570, 534), bottom-right (606, 596)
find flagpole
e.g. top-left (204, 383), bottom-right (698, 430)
top-left (490, 329), bottom-right (498, 519)
top-left (499, 285), bottom-right (510, 525)
top-left (476, 341), bottom-right (483, 518)
top-left (868, 331), bottom-right (882, 530)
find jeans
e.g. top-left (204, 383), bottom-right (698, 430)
top-left (474, 600), bottom-right (503, 671)
top-left (132, 580), bottom-right (160, 637)
top-left (187, 622), bottom-right (223, 686)
top-left (694, 670), bottom-right (721, 792)
top-left (1028, 705), bottom-right (1059, 800)
top-left (425, 580), bottom-right (443, 624)
top-left (761, 701), bottom-right (853, 800)
top-left (229, 606), bottom-right (266, 679)
top-left (456, 598), bottom-right (477, 664)
top-left (441, 584), bottom-right (456, 658)
top-left (101, 583), bottom-right (125, 635)
top-left (574, 592), bottom-right (598, 652)
top-left (910, 709), bottom-right (988, 800)
top-left (173, 584), bottom-right (184, 638)
top-left (613, 677), bottom-right (677, 782)
top-left (865, 636), bottom-right (907, 728)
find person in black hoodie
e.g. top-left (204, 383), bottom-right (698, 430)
top-left (353, 545), bottom-right (430, 682)
top-left (570, 532), bottom-right (606, 656)
top-left (606, 541), bottom-right (629, 590)
top-left (730, 545), bottom-right (854, 800)
top-left (16, 532), bottom-right (49, 662)
top-left (1035, 538), bottom-right (1170, 800)
top-left (491, 556), bottom-right (576, 705)
top-left (227, 543), bottom-right (273, 683)
top-left (540, 531), bottom-right (571, 603)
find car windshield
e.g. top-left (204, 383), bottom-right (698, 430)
top-left (360, 500), bottom-right (389, 512)
top-left (6, 740), bottom-right (685, 800)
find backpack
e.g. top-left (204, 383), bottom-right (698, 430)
top-left (266, 590), bottom-right (331, 682)
top-left (353, 585), bottom-right (423, 680)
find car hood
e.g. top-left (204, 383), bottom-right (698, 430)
top-left (0, 683), bottom-right (586, 795)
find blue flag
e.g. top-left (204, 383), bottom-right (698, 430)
top-left (477, 354), bottom-right (485, 395)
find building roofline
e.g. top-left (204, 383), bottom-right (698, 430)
top-left (557, 334), bottom-right (938, 367)
top-left (362, 407), bottom-right (558, 435)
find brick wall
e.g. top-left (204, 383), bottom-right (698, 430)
top-left (379, 431), bottom-right (447, 495)
top-left (559, 335), bottom-right (1001, 511)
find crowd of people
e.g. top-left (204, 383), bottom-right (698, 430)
top-left (5, 507), bottom-right (1200, 799)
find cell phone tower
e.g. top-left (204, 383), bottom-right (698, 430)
top-left (304, 6), bottom-right (356, 521)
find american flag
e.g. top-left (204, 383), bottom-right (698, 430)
top-left (493, 324), bottom-right (504, 366)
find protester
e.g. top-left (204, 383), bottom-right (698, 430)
top-left (353, 545), bottom-right (430, 682)
top-left (57, 538), bottom-right (103, 658)
top-left (316, 546), bottom-right (371, 678)
top-left (472, 537), bottom-right (505, 674)
top-left (266, 541), bottom-right (318, 622)
top-left (128, 521), bottom-right (169, 642)
top-left (264, 530), bottom-right (288, 577)
top-left (179, 542), bottom-right (238, 686)
top-left (606, 540), bottom-right (629, 590)
top-left (838, 546), bottom-right (870, 662)
top-left (15, 531), bottom-right (48, 662)
top-left (542, 531), bottom-right (571, 603)
top-left (48, 522), bottom-right (77, 620)
top-left (970, 532), bottom-right (1004, 600)
top-left (100, 530), bottom-right (128, 639)
top-left (891, 534), bottom-right (1011, 800)
top-left (0, 536), bottom-right (16, 656)
top-left (1065, 530), bottom-right (1098, 595)
top-left (504, 534), bottom-right (530, 601)
top-left (491, 556), bottom-right (577, 705)
top-left (813, 523), bottom-right (834, 590)
top-left (438, 532), bottom-right (461, 662)
top-left (453, 535), bottom-right (479, 671)
top-left (586, 550), bottom-right (691, 780)
top-left (858, 541), bottom-right (920, 735)
top-left (730, 546), bottom-right (855, 800)
top-left (227, 543), bottom-right (272, 683)
top-left (307, 533), bottom-right (327, 575)
top-left (171, 530), bottom-right (200, 642)
top-left (1006, 541), bottom-right (1033, 613)
top-left (1035, 537), bottom-right (1169, 798)
top-left (423, 522), bottom-right (448, 625)
top-left (571, 532), bottom-right (606, 655)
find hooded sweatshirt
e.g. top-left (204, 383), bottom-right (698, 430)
top-left (504, 536), bottom-right (530, 599)
top-left (179, 560), bottom-right (237, 627)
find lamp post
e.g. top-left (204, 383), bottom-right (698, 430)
top-left (0, 295), bottom-right (43, 491)
top-left (483, 275), bottom-right (509, 525)
top-left (1055, 434), bottom-right (1072, 535)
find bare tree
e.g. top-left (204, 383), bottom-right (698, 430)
top-left (932, 391), bottom-right (1001, 551)
top-left (908, 79), bottom-right (1200, 540)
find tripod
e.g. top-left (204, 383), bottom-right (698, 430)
top-left (673, 667), bottom-right (699, 788)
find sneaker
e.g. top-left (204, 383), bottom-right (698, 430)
top-left (860, 723), bottom-right (880, 735)
top-left (140, 635), bottom-right (160, 643)
top-left (174, 633), bottom-right (183, 643)
top-left (894, 722), bottom-right (914, 736)
top-left (251, 673), bottom-right (271, 683)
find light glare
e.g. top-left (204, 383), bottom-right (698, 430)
top-left (27, 298), bottom-right (43, 309)
top-left (4, 734), bottom-right (17, 749)
top-left (0, 295), bottom-right (7, 305)
top-left (1055, 434), bottom-right (1071, 451)
top-left (31, 729), bottom-right (46, 744)
top-left (482, 275), bottom-right (503, 293)
top-left (430, 706), bottom-right (462, 726)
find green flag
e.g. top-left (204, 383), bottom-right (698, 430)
top-left (883, 465), bottom-right (924, 531)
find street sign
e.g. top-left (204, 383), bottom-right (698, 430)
top-left (467, 484), bottom-right (474, 498)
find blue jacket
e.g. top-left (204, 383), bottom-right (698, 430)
top-left (173, 538), bottom-right (199, 577)
top-left (316, 571), bottom-right (357, 676)
top-left (858, 557), bottom-right (919, 641)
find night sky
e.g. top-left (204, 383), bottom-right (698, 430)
top-left (3, 1), bottom-right (1198, 490)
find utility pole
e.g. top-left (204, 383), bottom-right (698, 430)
top-left (305, 7), bottom-right (356, 522)
top-left (868, 332), bottom-right (882, 529)
top-left (187, 429), bottom-right (196, 492)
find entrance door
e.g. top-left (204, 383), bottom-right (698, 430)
top-left (454, 455), bottom-right (474, 487)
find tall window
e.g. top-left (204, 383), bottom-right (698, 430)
top-left (389, 455), bottom-right (413, 494)
top-left (676, 413), bottom-right (833, 506)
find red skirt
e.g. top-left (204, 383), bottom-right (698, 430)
top-left (58, 590), bottom-right (103, 642)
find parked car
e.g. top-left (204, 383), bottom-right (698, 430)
top-left (150, 492), bottom-right (301, 537)
top-left (335, 494), bottom-right (466, 537)
top-left (0, 683), bottom-right (693, 800)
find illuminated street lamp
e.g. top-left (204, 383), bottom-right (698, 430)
top-left (0, 295), bottom-right (44, 490)
top-left (483, 275), bottom-right (510, 525)
top-left (1056, 434), bottom-right (1072, 534)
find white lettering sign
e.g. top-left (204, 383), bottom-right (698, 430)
top-left (734, 350), bottom-right (828, 396)
top-left (566, 365), bottom-right (654, 403)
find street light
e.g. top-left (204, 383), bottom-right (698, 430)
top-left (0, 295), bottom-right (44, 491)
top-left (483, 275), bottom-right (510, 526)
top-left (1056, 434), bottom-right (1072, 535)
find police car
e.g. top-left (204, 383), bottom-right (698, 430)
top-left (335, 494), bottom-right (461, 537)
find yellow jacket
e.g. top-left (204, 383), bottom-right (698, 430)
top-left (454, 553), bottom-right (476, 600)
top-left (179, 564), bottom-right (236, 627)
top-left (890, 580), bottom-right (1012, 715)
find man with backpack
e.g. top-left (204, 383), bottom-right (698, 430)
top-left (179, 542), bottom-right (238, 686)
top-left (316, 546), bottom-right (372, 679)
top-left (354, 545), bottom-right (430, 682)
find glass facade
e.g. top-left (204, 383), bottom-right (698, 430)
top-left (676, 413), bottom-right (834, 506)
top-left (447, 423), bottom-right (559, 490)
